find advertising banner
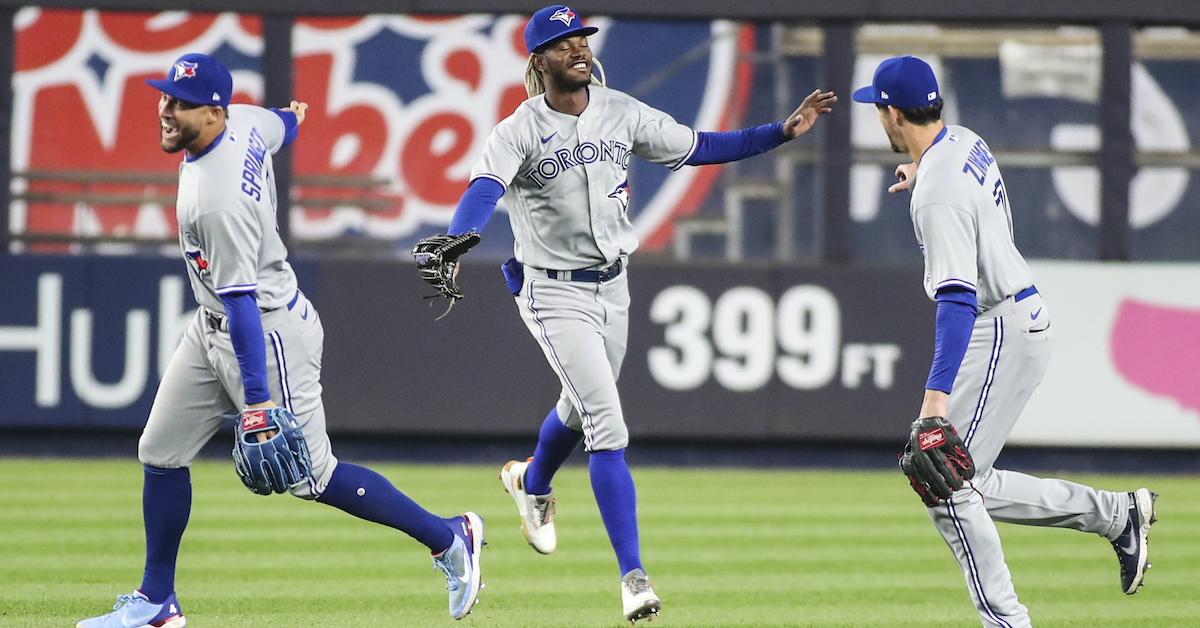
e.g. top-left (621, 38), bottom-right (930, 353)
top-left (1012, 261), bottom-right (1200, 447)
top-left (4, 256), bottom-right (1197, 448)
top-left (0, 255), bottom-right (313, 428)
top-left (12, 9), bottom-right (751, 254)
top-left (317, 260), bottom-right (935, 443)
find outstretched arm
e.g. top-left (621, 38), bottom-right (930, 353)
top-left (684, 89), bottom-right (836, 166)
top-left (685, 122), bottom-right (786, 166)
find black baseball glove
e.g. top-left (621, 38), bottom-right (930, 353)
top-left (412, 232), bottom-right (481, 315)
top-left (899, 416), bottom-right (976, 507)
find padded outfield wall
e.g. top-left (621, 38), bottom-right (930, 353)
top-left (1, 255), bottom-right (1198, 448)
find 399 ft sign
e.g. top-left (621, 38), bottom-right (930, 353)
top-left (647, 284), bottom-right (901, 393)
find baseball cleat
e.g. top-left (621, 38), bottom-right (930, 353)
top-left (76, 591), bottom-right (185, 628)
top-left (500, 458), bottom-right (557, 554)
top-left (621, 568), bottom-right (661, 624)
top-left (433, 512), bottom-right (485, 619)
top-left (1112, 488), bottom-right (1157, 594)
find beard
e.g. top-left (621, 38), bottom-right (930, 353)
top-left (545, 62), bottom-right (592, 92)
top-left (161, 123), bottom-right (201, 154)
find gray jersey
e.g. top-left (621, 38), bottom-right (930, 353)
top-left (470, 86), bottom-right (697, 270)
top-left (910, 124), bottom-right (1034, 311)
top-left (176, 104), bottom-right (296, 313)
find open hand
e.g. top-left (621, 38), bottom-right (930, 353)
top-left (783, 89), bottom-right (837, 139)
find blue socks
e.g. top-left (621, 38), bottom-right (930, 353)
top-left (317, 462), bottom-right (454, 554)
top-left (589, 449), bottom-right (642, 576)
top-left (524, 408), bottom-right (583, 495)
top-left (526, 411), bottom-right (640, 575)
top-left (140, 465), bottom-right (191, 604)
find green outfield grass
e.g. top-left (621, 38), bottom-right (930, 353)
top-left (1, 459), bottom-right (1197, 627)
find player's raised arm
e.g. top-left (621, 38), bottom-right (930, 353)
top-left (262, 101), bottom-right (306, 151)
top-left (662, 88), bottom-right (836, 168)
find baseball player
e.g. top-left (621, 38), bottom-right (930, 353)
top-left (422, 6), bottom-right (834, 623)
top-left (854, 56), bottom-right (1156, 628)
top-left (77, 53), bottom-right (483, 628)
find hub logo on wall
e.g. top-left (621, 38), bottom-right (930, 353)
top-left (12, 9), bottom-right (753, 251)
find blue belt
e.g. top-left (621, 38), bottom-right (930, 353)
top-left (546, 259), bottom-right (623, 283)
top-left (1015, 285), bottom-right (1038, 302)
top-left (287, 290), bottom-right (301, 310)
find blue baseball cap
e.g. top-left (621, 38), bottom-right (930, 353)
top-left (145, 53), bottom-right (232, 109)
top-left (852, 56), bottom-right (941, 108)
top-left (524, 5), bottom-right (599, 54)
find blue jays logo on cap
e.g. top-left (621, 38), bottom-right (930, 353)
top-left (525, 5), bottom-right (599, 54)
top-left (549, 7), bottom-right (576, 26)
top-left (852, 56), bottom-right (941, 109)
top-left (173, 60), bottom-right (198, 81)
top-left (146, 52), bottom-right (232, 109)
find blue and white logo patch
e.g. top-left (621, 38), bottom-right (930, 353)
top-left (173, 60), bottom-right (198, 81)
top-left (609, 180), bottom-right (630, 212)
top-left (550, 7), bottom-right (576, 26)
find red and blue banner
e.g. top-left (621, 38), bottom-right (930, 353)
top-left (13, 9), bottom-right (753, 252)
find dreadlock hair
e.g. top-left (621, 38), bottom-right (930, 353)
top-left (524, 55), bottom-right (607, 98)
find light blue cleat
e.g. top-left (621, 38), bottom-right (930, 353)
top-left (77, 591), bottom-right (185, 628)
top-left (433, 512), bottom-right (485, 619)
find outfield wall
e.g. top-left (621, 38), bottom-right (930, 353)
top-left (1, 255), bottom-right (1196, 447)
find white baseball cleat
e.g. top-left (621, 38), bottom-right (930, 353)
top-left (499, 458), bottom-right (557, 554)
top-left (621, 569), bottom-right (661, 624)
top-left (77, 591), bottom-right (185, 628)
top-left (433, 512), bottom-right (485, 620)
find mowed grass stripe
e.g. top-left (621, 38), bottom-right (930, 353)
top-left (0, 459), bottom-right (1197, 627)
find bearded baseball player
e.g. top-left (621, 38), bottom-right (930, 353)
top-left (78, 53), bottom-right (483, 628)
top-left (854, 56), bottom-right (1156, 628)
top-left (412, 6), bottom-right (834, 623)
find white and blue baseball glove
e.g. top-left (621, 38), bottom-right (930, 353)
top-left (232, 407), bottom-right (313, 495)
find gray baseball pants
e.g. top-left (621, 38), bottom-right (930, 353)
top-left (138, 291), bottom-right (337, 498)
top-left (516, 266), bottom-right (630, 452)
top-left (930, 291), bottom-right (1130, 628)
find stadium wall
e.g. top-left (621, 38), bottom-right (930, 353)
top-left (2, 255), bottom-right (1197, 448)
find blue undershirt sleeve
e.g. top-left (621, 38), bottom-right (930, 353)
top-left (926, 287), bottom-right (979, 394)
top-left (685, 122), bottom-right (787, 166)
top-left (219, 291), bottom-right (270, 405)
top-left (448, 177), bottom-right (504, 236)
top-left (269, 108), bottom-right (299, 148)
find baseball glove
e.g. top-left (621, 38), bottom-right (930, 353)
top-left (232, 407), bottom-right (313, 495)
top-left (899, 416), bottom-right (976, 507)
top-left (412, 232), bottom-right (482, 318)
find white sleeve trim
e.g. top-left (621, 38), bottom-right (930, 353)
top-left (936, 279), bottom-right (977, 291)
top-left (670, 129), bottom-right (699, 172)
top-left (215, 284), bottom-right (259, 295)
top-left (473, 173), bottom-right (509, 191)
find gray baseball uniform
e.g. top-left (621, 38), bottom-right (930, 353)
top-left (139, 104), bottom-right (336, 498)
top-left (911, 125), bottom-right (1130, 628)
top-left (471, 85), bottom-right (696, 451)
